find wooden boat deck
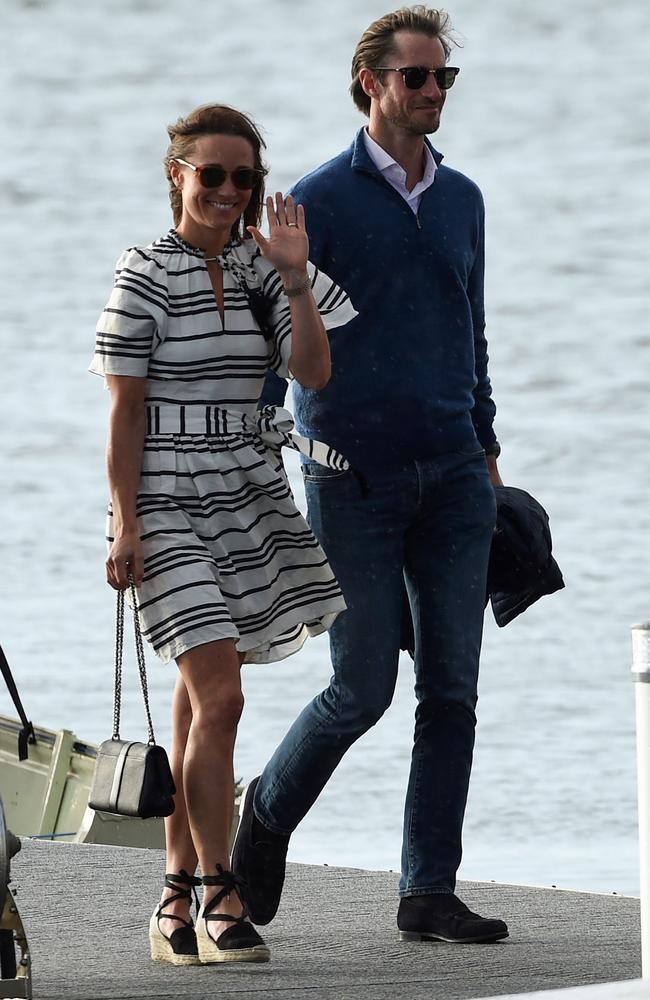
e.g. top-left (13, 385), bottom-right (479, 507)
top-left (8, 840), bottom-right (644, 999)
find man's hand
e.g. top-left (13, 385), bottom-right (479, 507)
top-left (486, 454), bottom-right (503, 487)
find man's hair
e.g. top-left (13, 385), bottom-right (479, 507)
top-left (164, 103), bottom-right (267, 241)
top-left (350, 6), bottom-right (456, 116)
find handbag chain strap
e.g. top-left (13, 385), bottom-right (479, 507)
top-left (112, 576), bottom-right (156, 745)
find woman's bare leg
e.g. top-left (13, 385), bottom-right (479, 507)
top-left (175, 638), bottom-right (247, 936)
top-left (157, 674), bottom-right (199, 937)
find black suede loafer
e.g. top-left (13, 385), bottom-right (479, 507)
top-left (231, 777), bottom-right (290, 926)
top-left (397, 893), bottom-right (509, 943)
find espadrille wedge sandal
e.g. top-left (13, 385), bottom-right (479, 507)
top-left (196, 865), bottom-right (270, 964)
top-left (149, 869), bottom-right (202, 965)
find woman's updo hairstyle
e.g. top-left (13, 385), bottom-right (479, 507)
top-left (164, 103), bottom-right (268, 242)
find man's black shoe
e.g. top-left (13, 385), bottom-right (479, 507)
top-left (397, 892), bottom-right (509, 943)
top-left (232, 777), bottom-right (290, 926)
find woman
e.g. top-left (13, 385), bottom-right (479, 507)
top-left (90, 103), bottom-right (356, 966)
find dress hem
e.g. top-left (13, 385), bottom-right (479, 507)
top-left (153, 601), bottom-right (345, 666)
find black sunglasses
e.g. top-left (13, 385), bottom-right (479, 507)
top-left (172, 157), bottom-right (264, 190)
top-left (373, 65), bottom-right (460, 91)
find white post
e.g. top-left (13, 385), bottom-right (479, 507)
top-left (632, 622), bottom-right (650, 979)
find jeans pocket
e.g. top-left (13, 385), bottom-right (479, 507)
top-left (301, 463), bottom-right (350, 483)
top-left (455, 441), bottom-right (486, 460)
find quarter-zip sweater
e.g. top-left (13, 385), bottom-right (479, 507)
top-left (283, 128), bottom-right (498, 471)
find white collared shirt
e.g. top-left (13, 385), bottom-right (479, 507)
top-left (362, 128), bottom-right (437, 215)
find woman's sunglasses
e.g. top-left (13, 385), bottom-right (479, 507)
top-left (172, 157), bottom-right (264, 190)
top-left (373, 65), bottom-right (460, 91)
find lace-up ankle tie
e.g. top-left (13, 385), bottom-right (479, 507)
top-left (196, 864), bottom-right (270, 964)
top-left (149, 869), bottom-right (202, 965)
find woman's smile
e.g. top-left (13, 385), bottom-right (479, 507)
top-left (170, 133), bottom-right (256, 250)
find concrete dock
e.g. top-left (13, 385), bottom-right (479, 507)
top-left (7, 840), bottom-right (644, 999)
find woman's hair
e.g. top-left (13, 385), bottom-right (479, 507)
top-left (350, 5), bottom-right (456, 116)
top-left (164, 103), bottom-right (267, 241)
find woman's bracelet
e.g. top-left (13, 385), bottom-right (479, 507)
top-left (283, 274), bottom-right (312, 298)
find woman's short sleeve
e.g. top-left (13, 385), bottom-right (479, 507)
top-left (89, 247), bottom-right (169, 378)
top-left (255, 258), bottom-right (357, 379)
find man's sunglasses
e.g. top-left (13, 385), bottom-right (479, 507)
top-left (172, 158), bottom-right (265, 190)
top-left (373, 65), bottom-right (460, 91)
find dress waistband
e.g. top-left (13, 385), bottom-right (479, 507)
top-left (145, 404), bottom-right (349, 471)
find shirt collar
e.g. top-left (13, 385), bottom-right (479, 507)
top-left (362, 128), bottom-right (437, 186)
top-left (351, 126), bottom-right (443, 175)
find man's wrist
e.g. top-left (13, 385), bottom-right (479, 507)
top-left (484, 441), bottom-right (501, 458)
top-left (485, 452), bottom-right (503, 486)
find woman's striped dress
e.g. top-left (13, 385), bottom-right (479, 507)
top-left (90, 229), bottom-right (357, 664)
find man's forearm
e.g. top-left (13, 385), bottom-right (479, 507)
top-left (485, 453), bottom-right (503, 487)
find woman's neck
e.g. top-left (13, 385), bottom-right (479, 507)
top-left (175, 220), bottom-right (231, 258)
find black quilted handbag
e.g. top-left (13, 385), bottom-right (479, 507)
top-left (89, 579), bottom-right (175, 819)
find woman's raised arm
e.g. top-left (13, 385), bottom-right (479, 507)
top-left (248, 194), bottom-right (331, 389)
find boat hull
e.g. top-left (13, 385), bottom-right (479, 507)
top-left (0, 715), bottom-right (240, 850)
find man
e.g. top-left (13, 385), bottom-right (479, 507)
top-left (234, 5), bottom-right (508, 943)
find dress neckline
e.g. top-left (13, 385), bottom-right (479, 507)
top-left (166, 230), bottom-right (264, 297)
top-left (167, 228), bottom-right (238, 261)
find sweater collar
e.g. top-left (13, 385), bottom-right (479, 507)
top-left (350, 126), bottom-right (443, 177)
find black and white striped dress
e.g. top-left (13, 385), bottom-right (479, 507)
top-left (90, 229), bottom-right (357, 664)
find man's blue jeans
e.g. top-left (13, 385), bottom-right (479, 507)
top-left (254, 444), bottom-right (497, 896)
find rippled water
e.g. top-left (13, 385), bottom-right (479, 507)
top-left (1, 0), bottom-right (649, 895)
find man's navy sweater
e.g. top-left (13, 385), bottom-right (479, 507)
top-left (270, 128), bottom-right (498, 471)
